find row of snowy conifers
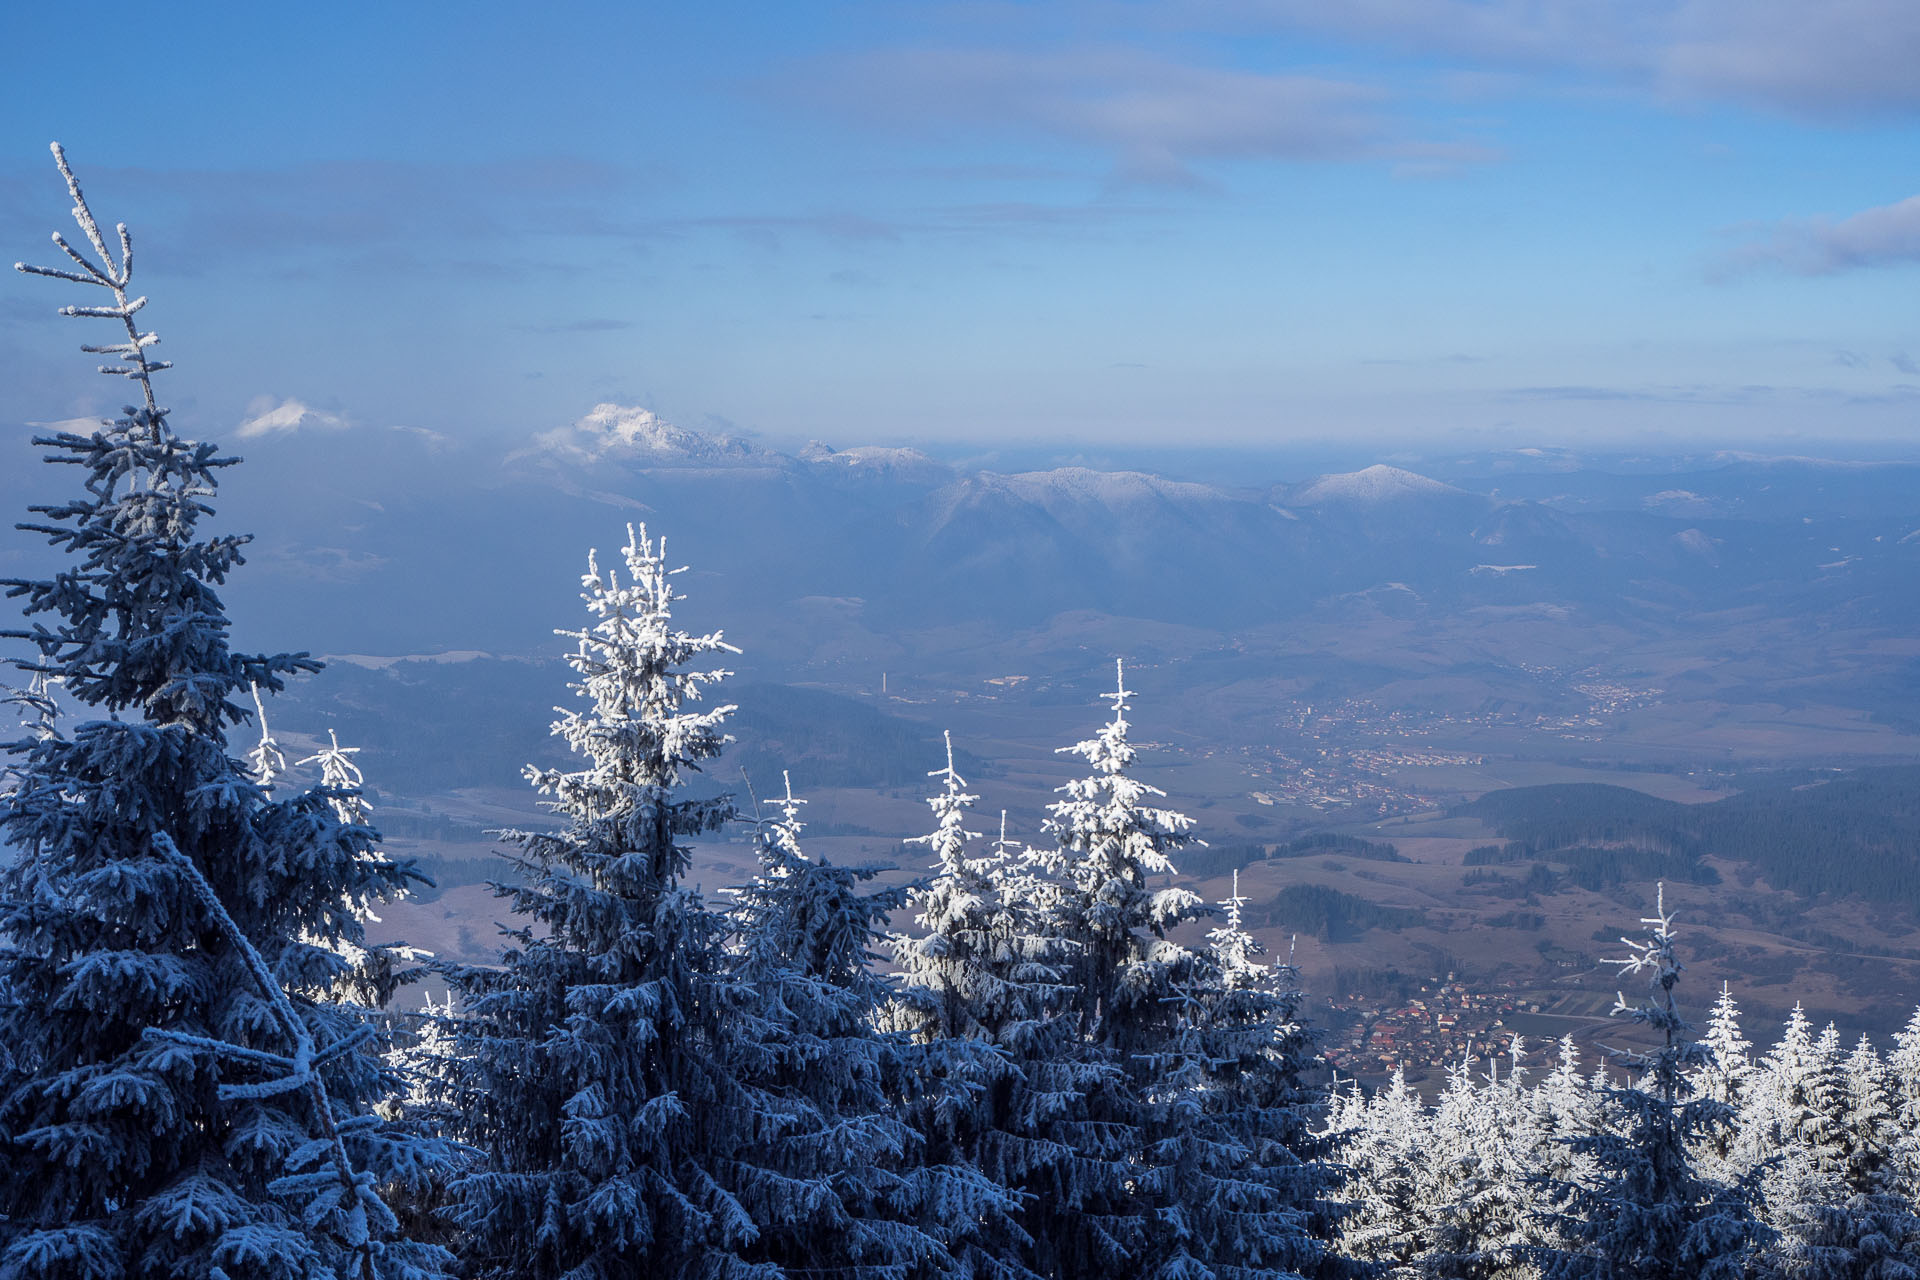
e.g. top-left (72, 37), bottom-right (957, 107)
top-left (2, 146), bottom-right (1915, 1280)
top-left (1332, 994), bottom-right (1920, 1278)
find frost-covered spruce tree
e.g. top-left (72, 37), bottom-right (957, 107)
top-left (1142, 872), bottom-right (1342, 1278)
top-left (1326, 1068), bottom-right (1434, 1274)
top-left (445, 523), bottom-right (755, 1280)
top-left (1699, 983), bottom-right (1753, 1110)
top-left (1776, 1032), bottom-right (1920, 1280)
top-left (0, 143), bottom-right (451, 1280)
top-left (1885, 1010), bottom-right (1920, 1232)
top-left (1540, 885), bottom-right (1770, 1280)
top-left (894, 734), bottom-right (1014, 1042)
top-left (727, 775), bottom-right (994, 1279)
top-left (274, 721), bottom-right (421, 1010)
top-left (1732, 1005), bottom-right (1835, 1207)
top-left (1741, 1014), bottom-right (1920, 1280)
top-left (1026, 660), bottom-right (1210, 1278)
top-left (889, 741), bottom-right (1054, 1280)
top-left (1042, 660), bottom-right (1204, 1056)
top-left (1889, 1010), bottom-right (1920, 1134)
top-left (1420, 1050), bottom-right (1544, 1280)
top-left (1522, 1038), bottom-right (1601, 1237)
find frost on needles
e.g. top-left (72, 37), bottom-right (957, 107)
top-left (442, 523), bottom-right (755, 1280)
top-left (0, 144), bottom-right (454, 1280)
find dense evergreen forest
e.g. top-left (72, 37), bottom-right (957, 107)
top-left (13, 147), bottom-right (1920, 1280)
top-left (1456, 772), bottom-right (1920, 906)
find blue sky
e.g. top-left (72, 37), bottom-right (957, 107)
top-left (3, 1), bottom-right (1918, 453)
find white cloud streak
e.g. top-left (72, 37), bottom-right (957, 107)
top-left (785, 46), bottom-right (1490, 184)
top-left (1219, 0), bottom-right (1920, 118)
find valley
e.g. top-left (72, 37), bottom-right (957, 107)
top-left (21, 417), bottom-right (1920, 1084)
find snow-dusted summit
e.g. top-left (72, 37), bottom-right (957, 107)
top-left (800, 441), bottom-right (953, 485)
top-left (1290, 464), bottom-right (1472, 506)
top-left (524, 404), bottom-right (781, 468)
top-left (995, 467), bottom-right (1226, 510)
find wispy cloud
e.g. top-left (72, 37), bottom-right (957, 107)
top-left (518, 317), bottom-right (636, 334)
top-left (1219, 0), bottom-right (1920, 118)
top-left (1723, 193), bottom-right (1920, 275)
top-left (1503, 381), bottom-right (1920, 407)
top-left (776, 46), bottom-right (1483, 185)
top-left (0, 155), bottom-right (663, 279)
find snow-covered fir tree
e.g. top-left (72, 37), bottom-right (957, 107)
top-left (445, 524), bottom-right (755, 1280)
top-left (1701, 983), bottom-right (1754, 1110)
top-left (1884, 1008), bottom-right (1920, 1212)
top-left (1420, 1049), bottom-right (1543, 1279)
top-left (1530, 1037), bottom-right (1602, 1179)
top-left (0, 143), bottom-right (451, 1280)
top-left (384, 995), bottom-right (461, 1125)
top-left (1739, 1013), bottom-right (1920, 1279)
top-left (1327, 1068), bottom-right (1435, 1274)
top-left (1012, 662), bottom-right (1196, 1278)
top-left (1041, 659), bottom-right (1204, 1056)
top-left (1541, 885), bottom-right (1770, 1280)
top-left (1521, 1037), bottom-right (1601, 1263)
top-left (728, 774), bottom-right (1006, 1279)
top-left (894, 734), bottom-right (1011, 1042)
top-left (1798, 1032), bottom-right (1920, 1280)
top-left (1143, 872), bottom-right (1343, 1278)
top-left (1734, 1006), bottom-right (1839, 1213)
top-left (889, 742), bottom-right (1056, 1280)
top-left (1014, 659), bottom-right (1348, 1279)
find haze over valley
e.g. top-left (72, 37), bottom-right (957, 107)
top-left (88, 405), bottom-right (1920, 1079)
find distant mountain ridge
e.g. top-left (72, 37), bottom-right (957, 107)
top-left (9, 406), bottom-right (1918, 669)
top-left (1286, 464), bottom-right (1476, 507)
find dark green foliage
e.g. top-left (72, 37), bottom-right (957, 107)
top-left (1249, 883), bottom-right (1426, 941)
top-left (1554, 846), bottom-right (1719, 891)
top-left (1485, 910), bottom-right (1546, 930)
top-left (1452, 772), bottom-right (1920, 901)
top-left (1181, 832), bottom-right (1408, 879)
top-left (1456, 784), bottom-right (1693, 853)
top-left (1464, 842), bottom-right (1533, 866)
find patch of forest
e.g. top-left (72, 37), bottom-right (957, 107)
top-left (1247, 883), bottom-right (1428, 941)
top-left (1180, 832), bottom-right (1409, 880)
top-left (1453, 767), bottom-right (1920, 908)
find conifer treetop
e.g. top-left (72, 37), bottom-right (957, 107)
top-left (1044, 658), bottom-right (1198, 898)
top-left (537, 522), bottom-right (737, 803)
top-left (15, 142), bottom-right (170, 416)
top-left (7, 143), bottom-right (311, 733)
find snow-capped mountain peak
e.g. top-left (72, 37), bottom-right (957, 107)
top-left (1291, 464), bottom-right (1469, 506)
top-left (521, 404), bottom-right (777, 468)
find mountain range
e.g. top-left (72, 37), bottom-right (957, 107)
top-left (9, 404), bottom-right (1911, 679)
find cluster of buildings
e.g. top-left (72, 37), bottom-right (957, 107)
top-left (1324, 980), bottom-right (1528, 1081)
